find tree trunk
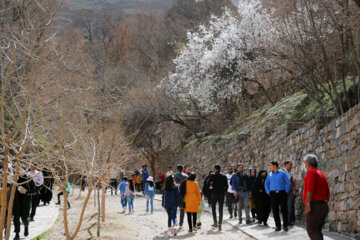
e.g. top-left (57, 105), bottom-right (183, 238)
top-left (69, 186), bottom-right (94, 240)
top-left (0, 138), bottom-right (10, 234)
top-left (63, 177), bottom-right (70, 239)
top-left (5, 183), bottom-right (16, 240)
top-left (97, 186), bottom-right (100, 237)
top-left (94, 183), bottom-right (96, 207)
top-left (79, 177), bottom-right (82, 198)
top-left (101, 183), bottom-right (105, 222)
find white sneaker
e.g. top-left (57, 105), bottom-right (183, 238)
top-left (172, 226), bottom-right (177, 236)
top-left (167, 230), bottom-right (172, 237)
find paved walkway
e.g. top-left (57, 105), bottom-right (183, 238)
top-left (202, 205), bottom-right (353, 240)
top-left (9, 202), bottom-right (59, 240)
top-left (152, 194), bottom-right (353, 240)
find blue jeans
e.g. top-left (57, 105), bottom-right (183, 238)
top-left (165, 206), bottom-right (177, 227)
top-left (121, 194), bottom-right (127, 208)
top-left (237, 191), bottom-right (250, 221)
top-left (127, 195), bottom-right (135, 212)
top-left (146, 195), bottom-right (154, 212)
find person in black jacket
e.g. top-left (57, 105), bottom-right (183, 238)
top-left (40, 168), bottom-right (53, 205)
top-left (202, 171), bottom-right (213, 207)
top-left (252, 170), bottom-right (271, 226)
top-left (162, 175), bottom-right (180, 237)
top-left (174, 164), bottom-right (188, 229)
top-left (248, 168), bottom-right (257, 221)
top-left (208, 165), bottom-right (228, 231)
top-left (13, 167), bottom-right (35, 240)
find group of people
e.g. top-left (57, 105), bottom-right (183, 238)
top-left (0, 164), bottom-right (71, 240)
top-left (117, 165), bottom-right (159, 214)
top-left (120, 154), bottom-right (329, 240)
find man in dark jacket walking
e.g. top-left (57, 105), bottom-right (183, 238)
top-left (232, 163), bottom-right (251, 224)
top-left (202, 171), bottom-right (213, 207)
top-left (173, 164), bottom-right (188, 229)
top-left (208, 164), bottom-right (228, 231)
top-left (13, 168), bottom-right (35, 240)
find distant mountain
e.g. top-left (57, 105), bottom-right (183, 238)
top-left (63, 0), bottom-right (174, 12)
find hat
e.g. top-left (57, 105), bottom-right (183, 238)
top-left (146, 176), bottom-right (154, 182)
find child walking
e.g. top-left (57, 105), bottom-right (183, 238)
top-left (125, 179), bottom-right (135, 214)
top-left (56, 178), bottom-right (71, 208)
top-left (144, 176), bottom-right (155, 214)
top-left (119, 177), bottom-right (128, 213)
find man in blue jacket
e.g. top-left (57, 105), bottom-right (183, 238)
top-left (231, 163), bottom-right (251, 224)
top-left (265, 161), bottom-right (290, 232)
top-left (141, 165), bottom-right (149, 193)
top-left (118, 177), bottom-right (128, 213)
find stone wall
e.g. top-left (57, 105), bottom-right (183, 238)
top-left (164, 103), bottom-right (360, 239)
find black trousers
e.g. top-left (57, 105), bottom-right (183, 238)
top-left (186, 212), bottom-right (197, 231)
top-left (270, 190), bottom-right (288, 228)
top-left (207, 195), bottom-right (212, 207)
top-left (110, 179), bottom-right (118, 194)
top-left (180, 207), bottom-right (185, 226)
top-left (57, 192), bottom-right (71, 208)
top-left (226, 192), bottom-right (237, 217)
top-left (211, 194), bottom-right (225, 225)
top-left (81, 178), bottom-right (86, 191)
top-left (30, 188), bottom-right (40, 219)
top-left (13, 194), bottom-right (31, 234)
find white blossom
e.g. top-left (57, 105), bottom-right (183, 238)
top-left (162, 1), bottom-right (276, 112)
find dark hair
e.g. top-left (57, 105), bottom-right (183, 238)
top-left (168, 166), bottom-right (172, 169)
top-left (128, 179), bottom-right (134, 192)
top-left (270, 161), bottom-right (279, 168)
top-left (256, 169), bottom-right (268, 181)
top-left (214, 164), bottom-right (221, 171)
top-left (284, 160), bottom-right (291, 166)
top-left (177, 164), bottom-right (183, 172)
top-left (237, 163), bottom-right (244, 168)
top-left (188, 172), bottom-right (196, 181)
top-left (165, 175), bottom-right (175, 192)
top-left (122, 177), bottom-right (128, 181)
top-left (148, 181), bottom-right (154, 187)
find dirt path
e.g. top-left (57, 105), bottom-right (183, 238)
top-left (44, 189), bottom-right (253, 240)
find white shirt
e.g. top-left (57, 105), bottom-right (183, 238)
top-left (283, 168), bottom-right (292, 181)
top-left (28, 170), bottom-right (44, 187)
top-left (226, 174), bottom-right (234, 193)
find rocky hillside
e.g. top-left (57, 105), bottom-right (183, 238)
top-left (63, 0), bottom-right (174, 12)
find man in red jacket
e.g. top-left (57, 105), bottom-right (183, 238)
top-left (303, 154), bottom-right (330, 240)
top-left (157, 171), bottom-right (166, 191)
